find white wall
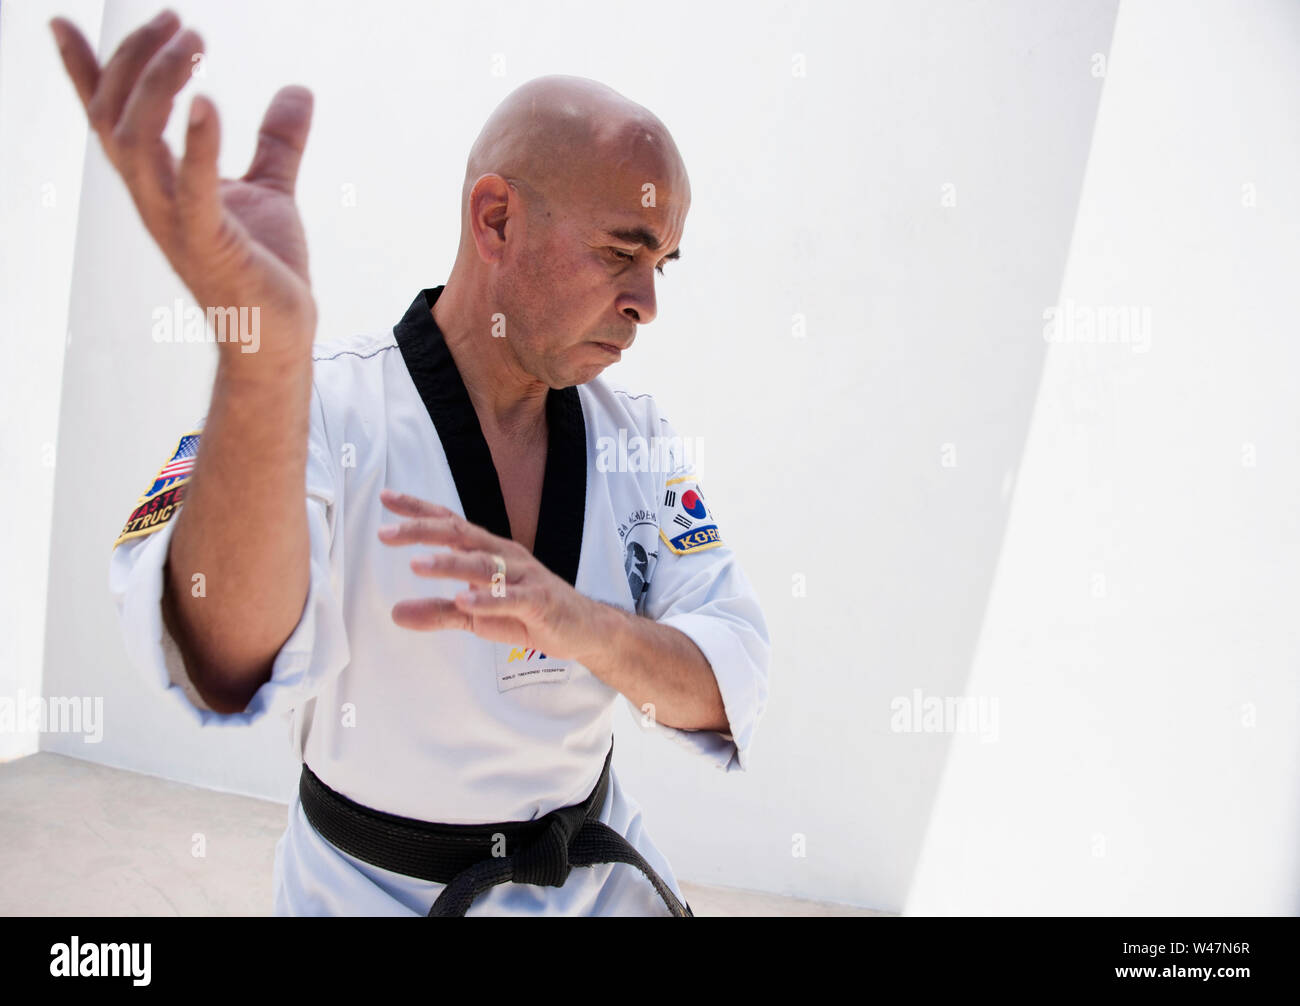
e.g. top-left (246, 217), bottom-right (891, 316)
top-left (29, 0), bottom-right (1116, 910)
top-left (612, 2), bottom-right (1121, 909)
top-left (0, 0), bottom-right (102, 762)
top-left (906, 0), bottom-right (1300, 914)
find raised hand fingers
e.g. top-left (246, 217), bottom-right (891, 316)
top-left (86, 10), bottom-right (180, 143)
top-left (243, 85), bottom-right (314, 196)
top-left (116, 27), bottom-right (205, 200)
top-left (176, 93), bottom-right (223, 247)
top-left (49, 18), bottom-right (101, 111)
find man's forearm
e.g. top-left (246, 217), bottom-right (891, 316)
top-left (164, 357), bottom-right (314, 713)
top-left (576, 602), bottom-right (729, 732)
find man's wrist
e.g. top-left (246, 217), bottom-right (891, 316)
top-left (572, 597), bottom-right (632, 669)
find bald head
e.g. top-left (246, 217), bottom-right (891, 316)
top-left (459, 74), bottom-right (689, 244)
top-left (438, 74), bottom-right (690, 394)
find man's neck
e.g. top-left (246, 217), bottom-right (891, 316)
top-left (432, 279), bottom-right (549, 444)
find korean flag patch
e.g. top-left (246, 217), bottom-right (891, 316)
top-left (659, 471), bottom-right (724, 555)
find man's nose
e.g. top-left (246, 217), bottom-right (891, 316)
top-left (620, 280), bottom-right (657, 325)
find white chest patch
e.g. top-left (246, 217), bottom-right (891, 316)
top-left (495, 643), bottom-right (572, 692)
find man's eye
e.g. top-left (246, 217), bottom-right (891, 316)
top-left (612, 249), bottom-right (635, 262)
top-left (611, 248), bottom-right (666, 276)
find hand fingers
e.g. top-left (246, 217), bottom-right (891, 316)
top-left (243, 85), bottom-right (314, 195)
top-left (391, 598), bottom-right (525, 639)
top-left (86, 10), bottom-right (180, 143)
top-left (377, 515), bottom-right (505, 554)
top-left (390, 598), bottom-right (471, 632)
top-left (176, 94), bottom-right (223, 246)
top-left (49, 18), bottom-right (101, 112)
top-left (116, 27), bottom-right (205, 203)
top-left (118, 26), bottom-right (203, 140)
top-left (410, 551), bottom-right (515, 586)
top-left (380, 488), bottom-right (455, 519)
top-left (451, 584), bottom-right (536, 614)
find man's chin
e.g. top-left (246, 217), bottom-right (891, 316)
top-left (571, 362), bottom-right (611, 386)
top-left (567, 355), bottom-right (618, 386)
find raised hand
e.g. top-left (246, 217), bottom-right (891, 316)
top-left (50, 9), bottom-right (318, 364)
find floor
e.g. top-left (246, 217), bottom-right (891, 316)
top-left (0, 752), bottom-right (890, 917)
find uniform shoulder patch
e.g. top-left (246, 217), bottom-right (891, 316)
top-left (112, 430), bottom-right (202, 549)
top-left (658, 469), bottom-right (724, 555)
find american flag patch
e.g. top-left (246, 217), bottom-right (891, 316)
top-left (115, 429), bottom-right (203, 549)
top-left (141, 432), bottom-right (201, 500)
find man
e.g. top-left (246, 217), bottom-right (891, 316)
top-left (54, 9), bottom-right (770, 916)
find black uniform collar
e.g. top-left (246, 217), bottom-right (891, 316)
top-left (392, 286), bottom-right (587, 587)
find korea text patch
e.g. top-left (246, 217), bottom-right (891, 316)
top-left (658, 472), bottom-right (723, 555)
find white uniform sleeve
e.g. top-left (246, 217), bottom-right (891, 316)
top-left (107, 381), bottom-right (349, 728)
top-left (634, 415), bottom-right (771, 773)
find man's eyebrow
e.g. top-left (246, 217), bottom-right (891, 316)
top-left (603, 227), bottom-right (681, 262)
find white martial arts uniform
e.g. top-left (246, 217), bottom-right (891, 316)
top-left (108, 286), bottom-right (771, 916)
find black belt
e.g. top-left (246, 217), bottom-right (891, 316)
top-left (298, 736), bottom-right (693, 917)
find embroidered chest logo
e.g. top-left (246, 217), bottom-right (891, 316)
top-left (660, 474), bottom-right (724, 555)
top-left (495, 644), bottom-right (571, 692)
top-left (616, 507), bottom-right (659, 610)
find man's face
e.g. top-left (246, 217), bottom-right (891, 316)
top-left (497, 162), bottom-right (689, 388)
